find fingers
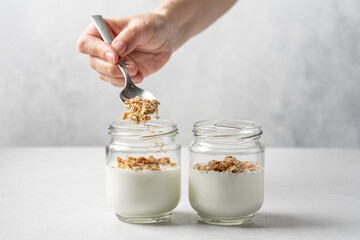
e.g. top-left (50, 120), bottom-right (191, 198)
top-left (77, 24), bottom-right (118, 64)
top-left (123, 49), bottom-right (171, 79)
top-left (87, 56), bottom-right (138, 77)
top-left (88, 56), bottom-right (124, 77)
top-left (97, 71), bottom-right (144, 86)
top-left (77, 16), bottom-right (156, 88)
top-left (88, 56), bottom-right (144, 85)
top-left (98, 73), bottom-right (124, 87)
top-left (111, 23), bottom-right (151, 56)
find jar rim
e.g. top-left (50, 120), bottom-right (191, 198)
top-left (109, 119), bottom-right (178, 139)
top-left (193, 119), bottom-right (263, 139)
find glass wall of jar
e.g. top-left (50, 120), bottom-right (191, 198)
top-left (105, 119), bottom-right (181, 224)
top-left (189, 119), bottom-right (264, 225)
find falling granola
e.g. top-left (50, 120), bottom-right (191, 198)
top-left (112, 155), bottom-right (176, 171)
top-left (193, 155), bottom-right (261, 173)
top-left (122, 96), bottom-right (160, 124)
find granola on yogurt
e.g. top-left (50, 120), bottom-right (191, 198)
top-left (193, 156), bottom-right (261, 173)
top-left (112, 155), bottom-right (176, 171)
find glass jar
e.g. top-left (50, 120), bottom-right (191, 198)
top-left (105, 119), bottom-right (181, 224)
top-left (189, 119), bottom-right (264, 225)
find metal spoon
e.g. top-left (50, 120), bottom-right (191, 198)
top-left (90, 15), bottom-right (156, 103)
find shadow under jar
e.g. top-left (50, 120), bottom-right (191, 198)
top-left (189, 119), bottom-right (264, 225)
top-left (105, 119), bottom-right (181, 224)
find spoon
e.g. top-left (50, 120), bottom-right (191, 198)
top-left (90, 15), bottom-right (156, 103)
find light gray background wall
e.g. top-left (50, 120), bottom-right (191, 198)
top-left (0, 0), bottom-right (359, 147)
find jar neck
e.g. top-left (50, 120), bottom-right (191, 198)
top-left (193, 119), bottom-right (263, 147)
top-left (194, 136), bottom-right (261, 149)
top-left (111, 134), bottom-right (176, 144)
top-left (108, 119), bottom-right (178, 146)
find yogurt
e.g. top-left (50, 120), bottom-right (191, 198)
top-left (106, 166), bottom-right (181, 217)
top-left (189, 168), bottom-right (264, 218)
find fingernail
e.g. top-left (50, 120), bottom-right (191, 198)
top-left (133, 79), bottom-right (142, 84)
top-left (112, 41), bottom-right (127, 55)
top-left (125, 65), bottom-right (136, 75)
top-left (105, 52), bottom-right (115, 63)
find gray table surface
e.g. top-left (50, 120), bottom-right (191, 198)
top-left (0, 147), bottom-right (359, 239)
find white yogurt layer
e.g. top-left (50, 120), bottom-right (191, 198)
top-left (189, 168), bottom-right (264, 218)
top-left (106, 166), bottom-right (181, 217)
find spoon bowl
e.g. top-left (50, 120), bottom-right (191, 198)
top-left (90, 15), bottom-right (156, 103)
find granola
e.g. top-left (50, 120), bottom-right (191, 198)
top-left (112, 155), bottom-right (176, 171)
top-left (122, 96), bottom-right (160, 124)
top-left (193, 156), bottom-right (261, 173)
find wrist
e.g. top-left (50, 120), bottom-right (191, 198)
top-left (152, 4), bottom-right (180, 52)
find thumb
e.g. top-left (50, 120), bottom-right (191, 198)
top-left (111, 25), bottom-right (149, 56)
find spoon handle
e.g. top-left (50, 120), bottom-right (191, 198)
top-left (90, 15), bottom-right (131, 81)
top-left (90, 15), bottom-right (113, 44)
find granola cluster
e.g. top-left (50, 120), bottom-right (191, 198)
top-left (113, 155), bottom-right (176, 171)
top-left (193, 156), bottom-right (261, 173)
top-left (122, 96), bottom-right (160, 124)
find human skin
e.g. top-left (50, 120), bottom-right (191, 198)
top-left (77, 0), bottom-right (237, 87)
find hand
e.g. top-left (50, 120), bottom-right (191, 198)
top-left (77, 13), bottom-right (173, 87)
